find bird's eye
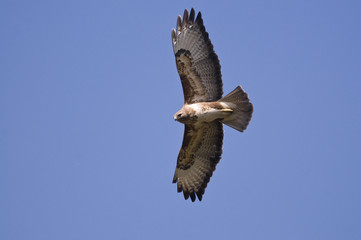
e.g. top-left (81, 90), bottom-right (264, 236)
top-left (177, 113), bottom-right (182, 118)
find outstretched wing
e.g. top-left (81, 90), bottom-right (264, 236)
top-left (173, 121), bottom-right (223, 201)
top-left (172, 8), bottom-right (223, 104)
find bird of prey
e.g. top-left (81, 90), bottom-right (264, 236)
top-left (171, 8), bottom-right (253, 202)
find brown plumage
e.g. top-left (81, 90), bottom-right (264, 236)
top-left (172, 8), bottom-right (253, 202)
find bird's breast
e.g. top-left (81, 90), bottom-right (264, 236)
top-left (187, 102), bottom-right (232, 122)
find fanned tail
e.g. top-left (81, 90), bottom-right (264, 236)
top-left (218, 86), bottom-right (253, 132)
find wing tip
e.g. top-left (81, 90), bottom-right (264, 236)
top-left (173, 177), bottom-right (207, 202)
top-left (183, 190), bottom-right (190, 200)
top-left (176, 15), bottom-right (182, 32)
top-left (196, 192), bottom-right (203, 201)
top-left (174, 8), bottom-right (200, 35)
top-left (189, 8), bottom-right (195, 23)
top-left (183, 189), bottom-right (203, 202)
top-left (171, 28), bottom-right (176, 45)
top-left (190, 192), bottom-right (196, 202)
top-left (195, 11), bottom-right (203, 24)
top-left (173, 176), bottom-right (206, 202)
top-left (182, 9), bottom-right (189, 29)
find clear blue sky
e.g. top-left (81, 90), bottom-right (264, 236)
top-left (1, 0), bottom-right (361, 239)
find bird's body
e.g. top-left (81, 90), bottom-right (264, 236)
top-left (171, 8), bottom-right (253, 202)
top-left (174, 102), bottom-right (232, 124)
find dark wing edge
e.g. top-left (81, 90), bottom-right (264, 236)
top-left (173, 121), bottom-right (224, 202)
top-left (171, 8), bottom-right (223, 104)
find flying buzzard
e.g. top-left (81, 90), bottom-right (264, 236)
top-left (172, 8), bottom-right (253, 202)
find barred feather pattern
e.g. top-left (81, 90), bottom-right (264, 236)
top-left (173, 122), bottom-right (223, 202)
top-left (172, 8), bottom-right (223, 104)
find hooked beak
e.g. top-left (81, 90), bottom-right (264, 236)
top-left (174, 113), bottom-right (182, 121)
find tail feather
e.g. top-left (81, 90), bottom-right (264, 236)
top-left (218, 86), bottom-right (253, 132)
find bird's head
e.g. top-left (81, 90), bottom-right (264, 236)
top-left (174, 110), bottom-right (185, 123)
top-left (174, 106), bottom-right (197, 124)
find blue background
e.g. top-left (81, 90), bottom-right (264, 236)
top-left (1, 0), bottom-right (361, 239)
